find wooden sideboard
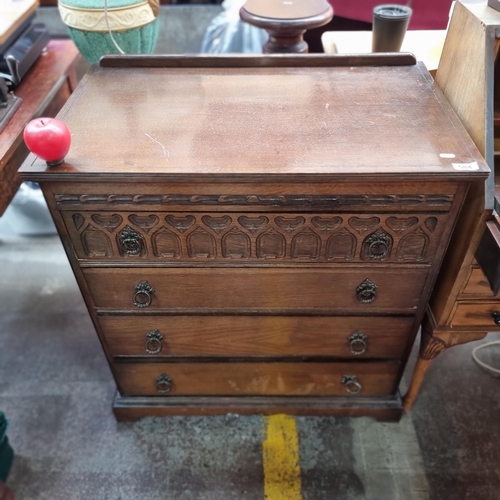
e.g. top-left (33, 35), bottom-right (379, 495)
top-left (19, 54), bottom-right (488, 421)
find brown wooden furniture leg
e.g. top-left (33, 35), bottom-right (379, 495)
top-left (403, 323), bottom-right (447, 411)
top-left (404, 312), bottom-right (488, 411)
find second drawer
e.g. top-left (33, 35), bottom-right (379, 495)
top-left (99, 315), bottom-right (414, 359)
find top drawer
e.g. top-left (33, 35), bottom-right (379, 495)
top-left (62, 211), bottom-right (448, 265)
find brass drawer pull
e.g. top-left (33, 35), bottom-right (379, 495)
top-left (367, 230), bottom-right (390, 259)
top-left (145, 329), bottom-right (164, 354)
top-left (356, 279), bottom-right (378, 303)
top-left (156, 373), bottom-right (172, 393)
top-left (133, 280), bottom-right (155, 308)
top-left (348, 331), bottom-right (368, 355)
top-left (341, 375), bottom-right (362, 395)
top-left (119, 225), bottom-right (143, 255)
top-left (492, 312), bottom-right (500, 325)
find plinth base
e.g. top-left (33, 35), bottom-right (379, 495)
top-left (112, 392), bottom-right (404, 422)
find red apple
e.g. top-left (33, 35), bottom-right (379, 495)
top-left (23, 117), bottom-right (71, 166)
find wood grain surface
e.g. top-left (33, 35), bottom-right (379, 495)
top-left (84, 267), bottom-right (429, 312)
top-left (20, 60), bottom-right (489, 180)
top-left (0, 0), bottom-right (38, 45)
top-left (461, 266), bottom-right (499, 298)
top-left (113, 360), bottom-right (400, 397)
top-left (99, 315), bottom-right (413, 359)
top-left (450, 302), bottom-right (500, 328)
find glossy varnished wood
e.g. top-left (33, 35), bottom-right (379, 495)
top-left (0, 40), bottom-right (80, 215)
top-left (99, 315), bottom-right (413, 359)
top-left (20, 60), bottom-right (489, 180)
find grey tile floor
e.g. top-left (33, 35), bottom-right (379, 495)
top-left (0, 213), bottom-right (499, 500)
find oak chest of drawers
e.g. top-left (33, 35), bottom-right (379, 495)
top-left (20, 54), bottom-right (489, 420)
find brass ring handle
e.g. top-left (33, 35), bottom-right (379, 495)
top-left (119, 226), bottom-right (143, 256)
top-left (356, 279), bottom-right (378, 303)
top-left (341, 375), bottom-right (362, 395)
top-left (156, 373), bottom-right (172, 393)
top-left (492, 312), bottom-right (500, 325)
top-left (368, 239), bottom-right (389, 259)
top-left (348, 331), bottom-right (368, 355)
top-left (133, 280), bottom-right (155, 308)
top-left (366, 229), bottom-right (391, 260)
top-left (145, 329), bottom-right (164, 354)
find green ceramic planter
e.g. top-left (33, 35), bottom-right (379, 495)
top-left (59, 0), bottom-right (159, 64)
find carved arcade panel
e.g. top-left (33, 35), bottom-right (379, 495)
top-left (63, 211), bottom-right (449, 263)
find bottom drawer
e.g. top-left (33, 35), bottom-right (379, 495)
top-left (114, 361), bottom-right (400, 397)
top-left (450, 302), bottom-right (500, 329)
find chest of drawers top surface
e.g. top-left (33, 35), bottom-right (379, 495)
top-left (20, 56), bottom-right (488, 182)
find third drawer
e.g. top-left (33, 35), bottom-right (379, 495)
top-left (99, 315), bottom-right (414, 359)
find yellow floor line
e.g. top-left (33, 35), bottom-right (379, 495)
top-left (262, 415), bottom-right (302, 500)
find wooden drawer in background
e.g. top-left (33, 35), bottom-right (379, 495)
top-left (450, 302), bottom-right (500, 329)
top-left (99, 315), bottom-right (414, 359)
top-left (114, 361), bottom-right (400, 397)
top-left (84, 267), bottom-right (428, 313)
top-left (461, 266), bottom-right (499, 298)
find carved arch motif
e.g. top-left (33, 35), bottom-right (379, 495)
top-left (257, 228), bottom-right (286, 259)
top-left (326, 229), bottom-right (356, 261)
top-left (81, 224), bottom-right (112, 258)
top-left (187, 228), bottom-right (216, 258)
top-left (152, 226), bottom-right (181, 258)
top-left (222, 228), bottom-right (251, 259)
top-left (291, 228), bottom-right (320, 260)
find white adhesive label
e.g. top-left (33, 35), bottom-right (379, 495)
top-left (452, 162), bottom-right (479, 171)
top-left (440, 153), bottom-right (456, 158)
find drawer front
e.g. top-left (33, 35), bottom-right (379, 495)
top-left (62, 211), bottom-right (448, 265)
top-left (114, 361), bottom-right (400, 397)
top-left (450, 302), bottom-right (500, 329)
top-left (461, 267), bottom-right (496, 298)
top-left (84, 268), bottom-right (428, 312)
top-left (475, 220), bottom-right (500, 296)
top-left (99, 315), bottom-right (414, 359)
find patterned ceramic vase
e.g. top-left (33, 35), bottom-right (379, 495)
top-left (58, 0), bottom-right (159, 64)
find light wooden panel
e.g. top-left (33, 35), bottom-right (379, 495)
top-left (0, 0), bottom-right (38, 46)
